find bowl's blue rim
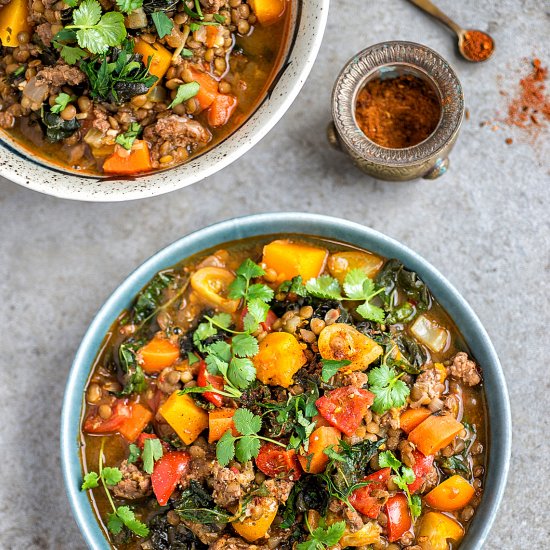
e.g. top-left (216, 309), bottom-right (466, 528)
top-left (61, 212), bottom-right (511, 550)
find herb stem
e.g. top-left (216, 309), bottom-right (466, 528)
top-left (98, 437), bottom-right (118, 515)
top-left (203, 315), bottom-right (243, 335)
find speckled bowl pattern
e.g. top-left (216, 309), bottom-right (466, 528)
top-left (328, 41), bottom-right (465, 181)
top-left (61, 213), bottom-right (511, 550)
top-left (0, 0), bottom-right (329, 202)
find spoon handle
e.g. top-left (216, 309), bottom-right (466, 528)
top-left (406, 0), bottom-right (463, 36)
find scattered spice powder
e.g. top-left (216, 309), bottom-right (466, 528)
top-left (461, 30), bottom-right (494, 62)
top-left (355, 75), bottom-right (441, 149)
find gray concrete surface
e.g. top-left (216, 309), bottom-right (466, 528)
top-left (0, 0), bottom-right (548, 548)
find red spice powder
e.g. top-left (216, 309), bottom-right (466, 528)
top-left (462, 31), bottom-right (494, 62)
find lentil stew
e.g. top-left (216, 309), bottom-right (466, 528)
top-left (0, 0), bottom-right (291, 175)
top-left (80, 236), bottom-right (487, 549)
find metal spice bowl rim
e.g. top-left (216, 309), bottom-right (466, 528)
top-left (332, 40), bottom-right (464, 166)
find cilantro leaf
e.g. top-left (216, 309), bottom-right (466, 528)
top-left (210, 312), bottom-right (232, 330)
top-left (227, 276), bottom-right (247, 300)
top-left (232, 333), bottom-right (259, 358)
top-left (246, 298), bottom-right (269, 324)
top-left (216, 430), bottom-right (236, 466)
top-left (228, 357), bottom-right (256, 389)
top-left (142, 438), bottom-right (163, 474)
top-left (81, 471), bottom-right (100, 490)
top-left (236, 258), bottom-right (265, 280)
top-left (232, 408), bottom-right (262, 435)
top-left (206, 340), bottom-right (232, 364)
top-left (368, 363), bottom-right (410, 414)
top-left (115, 506), bottom-right (149, 537)
top-left (305, 275), bottom-right (342, 300)
top-left (151, 11), bottom-right (173, 38)
top-left (410, 494), bottom-right (422, 519)
top-left (107, 512), bottom-right (124, 534)
top-left (356, 300), bottom-right (385, 323)
top-left (102, 466), bottom-right (123, 486)
top-left (247, 283), bottom-right (274, 303)
top-left (312, 521), bottom-right (346, 546)
top-left (187, 351), bottom-right (200, 365)
top-left (320, 358), bottom-right (351, 382)
top-left (235, 436), bottom-right (261, 462)
top-left (127, 444), bottom-right (141, 464)
top-left (342, 268), bottom-right (376, 299)
top-left (168, 81), bottom-right (200, 109)
top-left (115, 0), bottom-right (143, 14)
top-left (69, 1), bottom-right (127, 55)
top-left (50, 93), bottom-right (73, 114)
top-left (58, 44), bottom-right (87, 64)
top-left (115, 122), bottom-right (141, 150)
top-left (378, 450), bottom-right (402, 470)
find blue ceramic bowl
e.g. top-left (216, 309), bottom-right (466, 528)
top-left (61, 212), bottom-right (511, 549)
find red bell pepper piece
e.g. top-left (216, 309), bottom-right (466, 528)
top-left (315, 385), bottom-right (374, 436)
top-left (151, 451), bottom-right (191, 506)
top-left (255, 442), bottom-right (303, 481)
top-left (349, 467), bottom-right (391, 518)
top-left (408, 450), bottom-right (435, 494)
top-left (197, 360), bottom-right (225, 407)
top-left (385, 493), bottom-right (412, 542)
top-left (83, 399), bottom-right (131, 434)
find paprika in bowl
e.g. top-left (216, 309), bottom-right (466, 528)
top-left (328, 41), bottom-right (464, 181)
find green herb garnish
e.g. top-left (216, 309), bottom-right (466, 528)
top-left (151, 10), bottom-right (173, 38)
top-left (115, 122), bottom-right (142, 150)
top-left (168, 81), bottom-right (200, 109)
top-left (320, 358), bottom-right (351, 382)
top-left (297, 517), bottom-right (346, 550)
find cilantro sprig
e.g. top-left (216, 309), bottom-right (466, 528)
top-left (216, 408), bottom-right (286, 466)
top-left (305, 269), bottom-right (385, 323)
top-left (368, 346), bottom-right (410, 414)
top-left (115, 122), bottom-right (141, 150)
top-left (66, 0), bottom-right (126, 55)
top-left (81, 438), bottom-right (149, 538)
top-left (142, 438), bottom-right (163, 474)
top-left (50, 93), bottom-right (74, 114)
top-left (379, 450), bottom-right (422, 520)
top-left (297, 517), bottom-right (346, 550)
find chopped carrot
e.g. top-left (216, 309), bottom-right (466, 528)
top-left (188, 68), bottom-right (220, 110)
top-left (207, 94), bottom-right (238, 127)
top-left (137, 336), bottom-right (180, 374)
top-left (118, 403), bottom-right (153, 442)
top-left (400, 407), bottom-right (432, 434)
top-left (205, 25), bottom-right (223, 48)
top-left (408, 414), bottom-right (464, 456)
top-left (298, 426), bottom-right (340, 474)
top-left (103, 141), bottom-right (153, 175)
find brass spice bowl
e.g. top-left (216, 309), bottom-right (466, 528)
top-left (328, 41), bottom-right (464, 181)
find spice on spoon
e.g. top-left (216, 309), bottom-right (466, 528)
top-left (461, 30), bottom-right (494, 62)
top-left (355, 75), bottom-right (441, 148)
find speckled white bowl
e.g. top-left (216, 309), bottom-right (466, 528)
top-left (0, 0), bottom-right (328, 202)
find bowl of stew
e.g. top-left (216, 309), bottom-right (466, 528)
top-left (0, 0), bottom-right (327, 201)
top-left (61, 212), bottom-right (511, 549)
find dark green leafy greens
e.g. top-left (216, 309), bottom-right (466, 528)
top-left (133, 272), bottom-right (173, 323)
top-left (40, 107), bottom-right (80, 142)
top-left (175, 481), bottom-right (232, 524)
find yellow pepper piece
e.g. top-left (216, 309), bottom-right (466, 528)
top-left (158, 392), bottom-right (208, 444)
top-left (0, 0), bottom-right (31, 47)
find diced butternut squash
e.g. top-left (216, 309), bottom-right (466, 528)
top-left (133, 39), bottom-right (172, 85)
top-left (249, 0), bottom-right (285, 25)
top-left (339, 522), bottom-right (382, 547)
top-left (232, 497), bottom-right (278, 541)
top-left (425, 475), bottom-right (475, 511)
top-left (190, 267), bottom-right (240, 312)
top-left (400, 407), bottom-right (433, 434)
top-left (118, 403), bottom-right (153, 442)
top-left (410, 315), bottom-right (449, 353)
top-left (208, 408), bottom-right (238, 443)
top-left (417, 511), bottom-right (464, 550)
top-left (262, 239), bottom-right (328, 284)
top-left (158, 392), bottom-right (208, 444)
top-left (327, 251), bottom-right (384, 284)
top-left (253, 332), bottom-right (307, 388)
top-left (137, 337), bottom-right (180, 374)
top-left (297, 426), bottom-right (340, 474)
top-left (408, 415), bottom-right (464, 456)
top-left (0, 0), bottom-right (31, 47)
top-left (317, 323), bottom-right (383, 372)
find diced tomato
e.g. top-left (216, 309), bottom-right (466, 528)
top-left (83, 399), bottom-right (131, 434)
top-left (349, 467), bottom-right (391, 518)
top-left (385, 493), bottom-right (412, 542)
top-left (315, 385), bottom-right (374, 436)
top-left (255, 443), bottom-right (303, 481)
top-left (197, 360), bottom-right (225, 407)
top-left (151, 451), bottom-right (191, 506)
top-left (240, 307), bottom-right (278, 333)
top-left (408, 450), bottom-right (435, 494)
